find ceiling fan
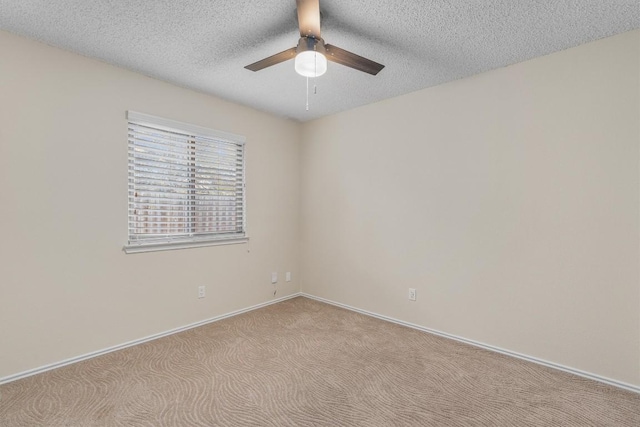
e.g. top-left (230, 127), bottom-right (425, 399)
top-left (244, 0), bottom-right (385, 77)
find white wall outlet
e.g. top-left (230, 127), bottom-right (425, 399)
top-left (286, 272), bottom-right (291, 282)
top-left (271, 272), bottom-right (278, 284)
top-left (408, 288), bottom-right (416, 301)
top-left (198, 285), bottom-right (206, 299)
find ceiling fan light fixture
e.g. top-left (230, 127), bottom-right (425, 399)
top-left (244, 1), bottom-right (384, 77)
top-left (295, 50), bottom-right (327, 77)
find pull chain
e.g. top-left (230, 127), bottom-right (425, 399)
top-left (306, 76), bottom-right (309, 111)
top-left (314, 50), bottom-right (318, 95)
top-left (304, 51), bottom-right (320, 111)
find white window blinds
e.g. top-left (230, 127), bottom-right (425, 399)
top-left (126, 111), bottom-right (246, 252)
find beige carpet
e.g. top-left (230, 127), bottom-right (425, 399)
top-left (1, 297), bottom-right (638, 426)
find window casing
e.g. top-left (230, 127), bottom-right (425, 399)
top-left (124, 111), bottom-right (246, 253)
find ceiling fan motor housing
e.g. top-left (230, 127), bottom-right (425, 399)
top-left (297, 36), bottom-right (326, 55)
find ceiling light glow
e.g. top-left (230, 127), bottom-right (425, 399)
top-left (295, 51), bottom-right (327, 78)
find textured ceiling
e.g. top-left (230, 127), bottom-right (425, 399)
top-left (0, 1), bottom-right (638, 122)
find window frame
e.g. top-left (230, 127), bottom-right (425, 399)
top-left (123, 111), bottom-right (248, 254)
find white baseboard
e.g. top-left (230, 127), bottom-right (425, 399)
top-left (0, 292), bottom-right (302, 385)
top-left (301, 293), bottom-right (640, 394)
top-left (4, 291), bottom-right (638, 395)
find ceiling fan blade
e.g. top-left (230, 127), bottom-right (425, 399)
top-left (324, 44), bottom-right (385, 76)
top-left (296, 0), bottom-right (321, 39)
top-left (244, 47), bottom-right (297, 72)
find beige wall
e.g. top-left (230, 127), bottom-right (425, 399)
top-left (1, 27), bottom-right (639, 388)
top-left (300, 30), bottom-right (640, 386)
top-left (0, 30), bottom-right (300, 379)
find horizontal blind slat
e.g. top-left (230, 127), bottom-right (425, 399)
top-left (129, 159), bottom-right (240, 177)
top-left (130, 187), bottom-right (242, 199)
top-left (129, 124), bottom-right (243, 154)
top-left (129, 173), bottom-right (241, 188)
top-left (128, 191), bottom-right (242, 202)
top-left (126, 136), bottom-right (241, 158)
top-left (128, 142), bottom-right (243, 165)
top-left (129, 171), bottom-right (241, 183)
top-left (128, 159), bottom-right (242, 179)
top-left (129, 215), bottom-right (245, 222)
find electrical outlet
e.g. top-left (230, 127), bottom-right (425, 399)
top-left (408, 288), bottom-right (416, 301)
top-left (286, 272), bottom-right (291, 282)
top-left (271, 272), bottom-right (278, 284)
top-left (198, 285), bottom-right (206, 299)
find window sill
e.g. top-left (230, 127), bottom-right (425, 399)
top-left (123, 237), bottom-right (249, 254)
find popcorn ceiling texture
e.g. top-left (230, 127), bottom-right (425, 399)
top-left (0, 0), bottom-right (638, 121)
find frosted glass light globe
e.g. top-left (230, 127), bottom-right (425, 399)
top-left (295, 51), bottom-right (327, 77)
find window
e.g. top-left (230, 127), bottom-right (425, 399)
top-left (124, 111), bottom-right (246, 253)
